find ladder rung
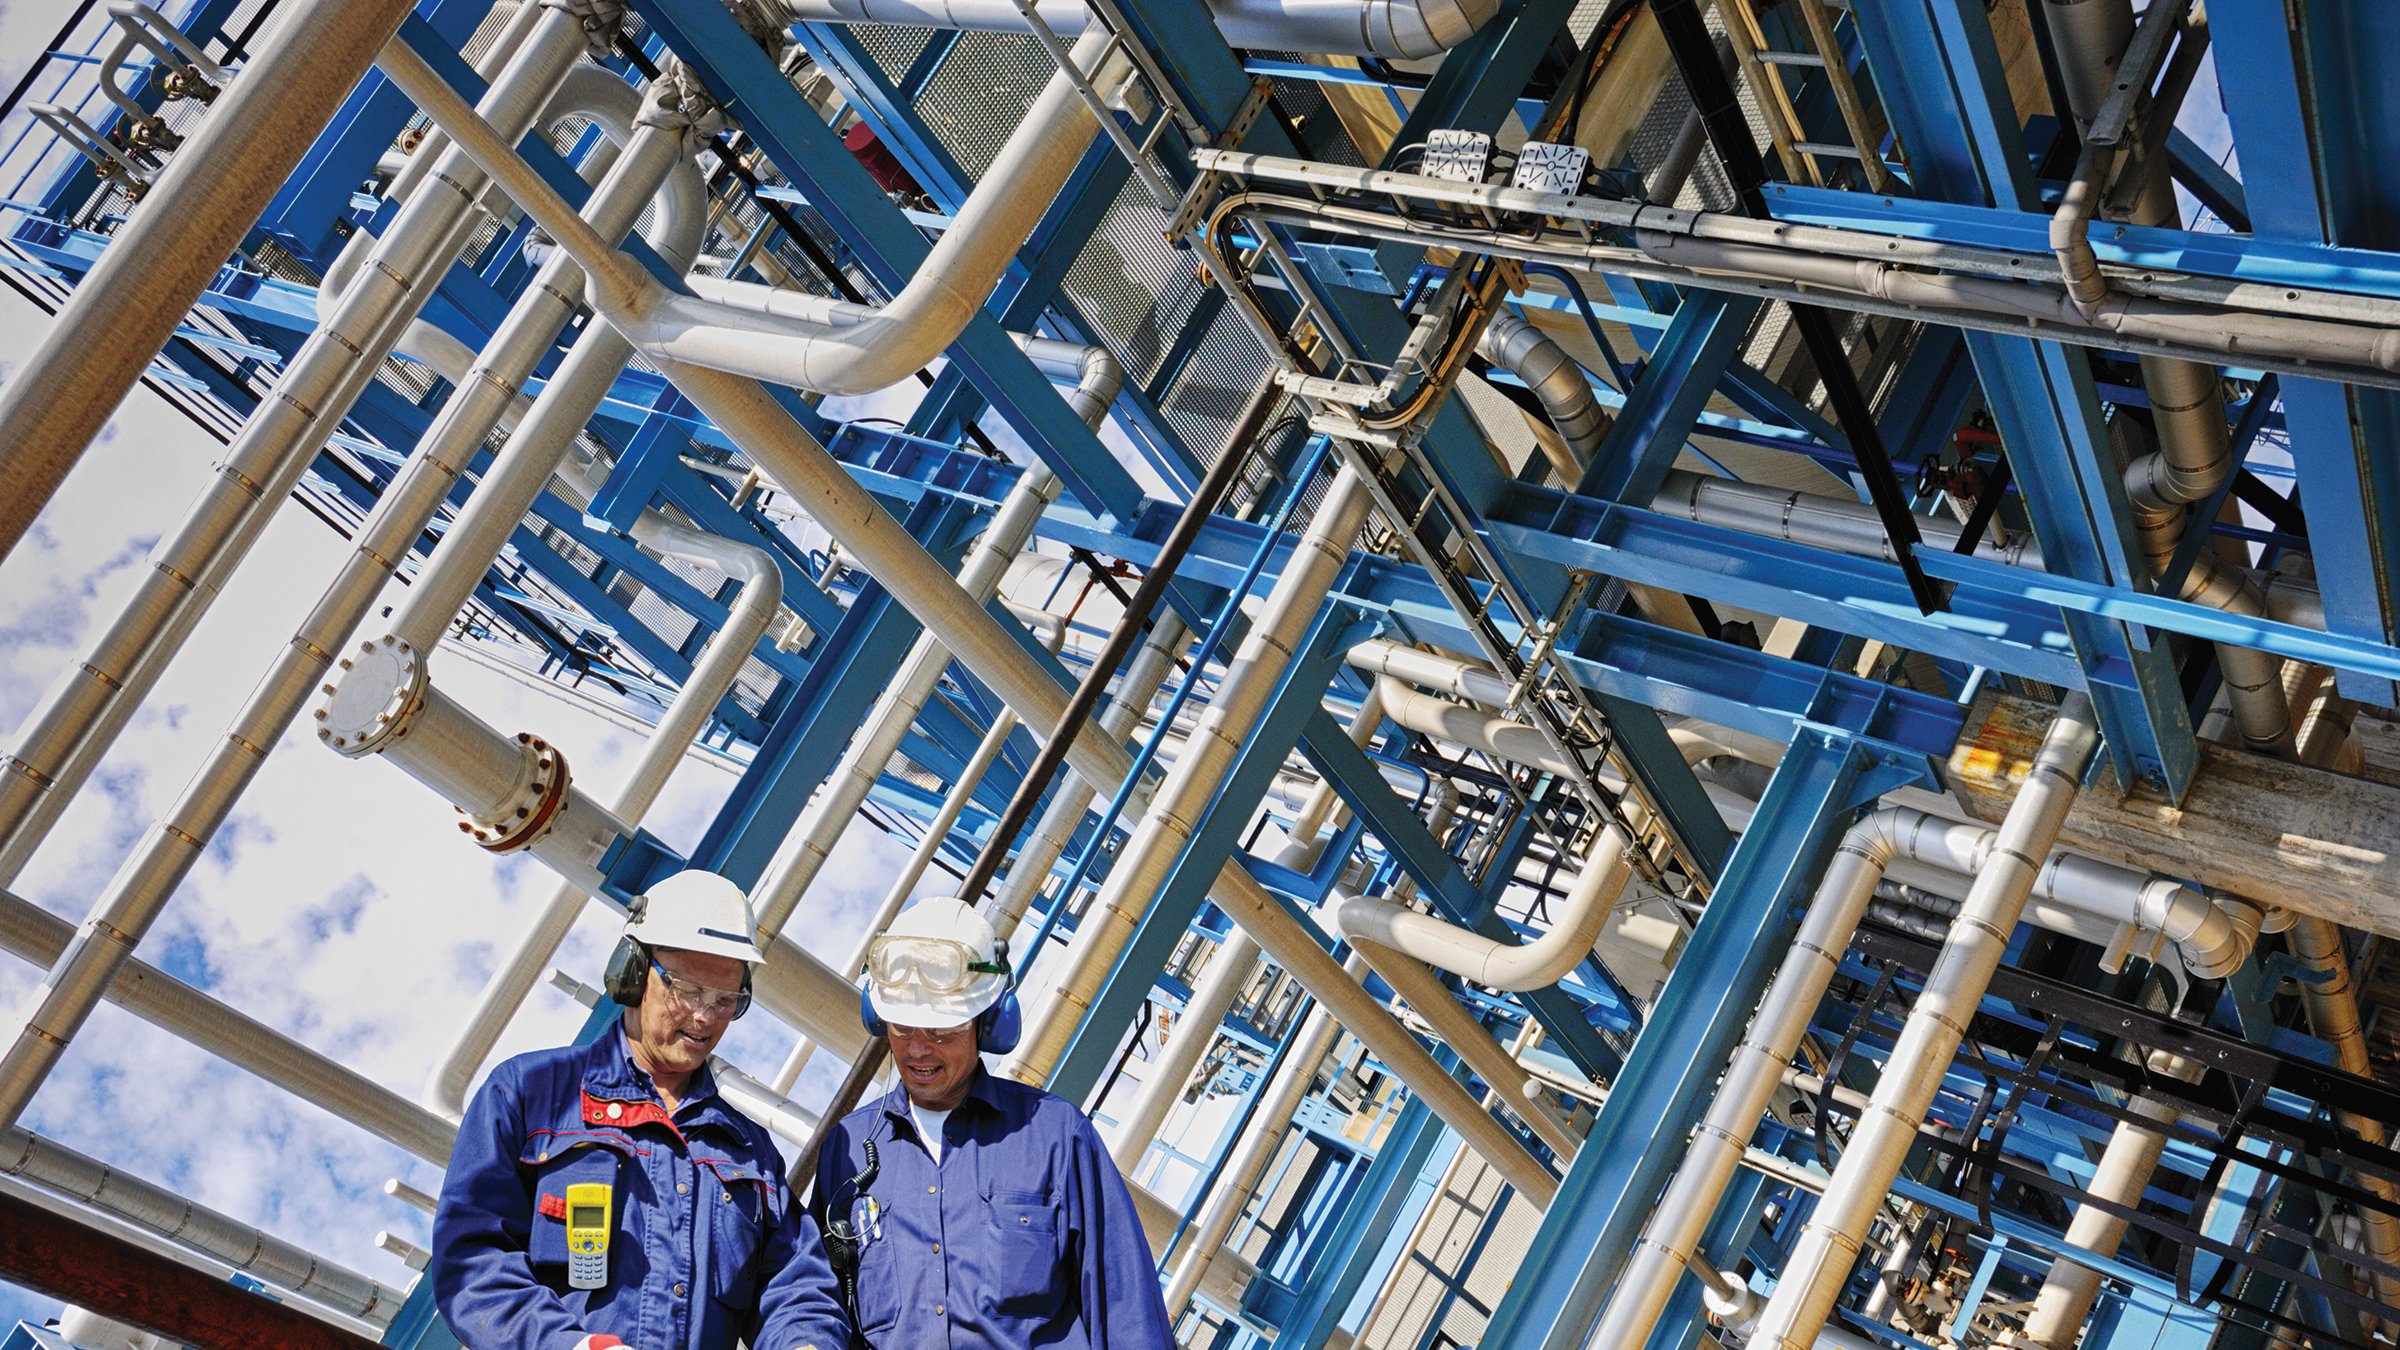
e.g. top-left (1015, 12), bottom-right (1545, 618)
top-left (1794, 140), bottom-right (1867, 160)
top-left (1755, 49), bottom-right (1826, 68)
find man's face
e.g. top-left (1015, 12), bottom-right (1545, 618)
top-left (630, 948), bottom-right (748, 1079)
top-left (888, 1020), bottom-right (979, 1112)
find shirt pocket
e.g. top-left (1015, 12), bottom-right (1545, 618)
top-left (698, 1156), bottom-right (773, 1309)
top-left (982, 1187), bottom-right (1068, 1321)
top-left (518, 1136), bottom-right (634, 1284)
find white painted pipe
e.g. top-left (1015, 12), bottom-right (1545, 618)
top-left (1751, 695), bottom-right (2100, 1350)
top-left (2017, 1050), bottom-right (2200, 1348)
top-left (1104, 683), bottom-right (1382, 1171)
top-left (1591, 805), bottom-right (1908, 1347)
top-left (0, 10), bottom-right (602, 1133)
top-left (1, 1127), bottom-right (406, 1322)
top-left (423, 511), bottom-right (784, 1118)
top-left (1655, 468), bottom-right (2043, 569)
top-left (377, 33), bottom-right (1557, 1203)
top-left (0, 7), bottom-right (583, 889)
top-left (1332, 827), bottom-right (1632, 990)
top-left (0, 884), bottom-right (454, 1164)
top-left (1009, 468), bottom-right (1373, 1082)
top-left (774, 0), bottom-right (1498, 58)
top-left (0, 0), bottom-right (424, 563)
top-left (1161, 954), bottom-right (1368, 1318)
top-left (617, 34), bottom-right (1127, 397)
top-left (1357, 941), bottom-right (1580, 1153)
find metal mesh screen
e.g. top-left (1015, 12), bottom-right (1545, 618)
top-left (915, 31), bottom-right (1057, 177)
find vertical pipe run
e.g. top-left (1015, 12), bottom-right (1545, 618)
top-left (0, 0), bottom-right (421, 564)
top-left (1749, 695), bottom-right (2100, 1349)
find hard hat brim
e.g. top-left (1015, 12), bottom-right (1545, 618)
top-left (869, 977), bottom-right (1001, 1030)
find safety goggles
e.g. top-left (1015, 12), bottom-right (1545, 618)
top-left (650, 959), bottom-right (752, 1019)
top-left (864, 935), bottom-right (1009, 995)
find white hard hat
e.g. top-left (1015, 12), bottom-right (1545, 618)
top-left (866, 896), bottom-right (1008, 1029)
top-left (627, 870), bottom-right (767, 964)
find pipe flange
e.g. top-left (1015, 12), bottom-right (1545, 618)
top-left (457, 733), bottom-right (571, 853)
top-left (316, 636), bottom-right (426, 759)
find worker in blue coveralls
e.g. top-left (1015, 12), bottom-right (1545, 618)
top-left (434, 870), bottom-right (849, 1350)
top-left (814, 896), bottom-right (1176, 1349)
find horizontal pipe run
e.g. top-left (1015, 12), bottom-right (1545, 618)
top-left (1, 1129), bottom-right (405, 1323)
top-left (776, 0), bottom-right (1498, 58)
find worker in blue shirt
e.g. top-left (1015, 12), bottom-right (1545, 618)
top-left (434, 870), bottom-right (849, 1350)
top-left (814, 896), bottom-right (1176, 1349)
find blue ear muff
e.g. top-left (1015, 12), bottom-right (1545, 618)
top-left (977, 991), bottom-right (1022, 1055)
top-left (860, 984), bottom-right (887, 1039)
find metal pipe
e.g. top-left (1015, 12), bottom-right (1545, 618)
top-left (1357, 942), bottom-right (1580, 1152)
top-left (0, 1179), bottom-right (388, 1349)
top-left (0, 0), bottom-right (421, 564)
top-left (0, 10), bottom-right (603, 1134)
top-left (1749, 694), bottom-right (2100, 1350)
top-left (375, 34), bottom-right (1556, 1202)
top-left (1477, 309), bottom-right (1608, 482)
top-left (1, 1128), bottom-right (405, 1323)
top-left (985, 613), bottom-right (1189, 941)
top-left (1007, 466), bottom-right (1370, 1082)
top-left (1160, 954), bottom-right (1368, 1317)
top-left (1332, 825), bottom-right (1632, 990)
top-left (774, 0), bottom-right (1498, 58)
top-left (2017, 1050), bottom-right (2202, 1348)
top-left (1591, 806), bottom-right (1906, 1346)
top-left (1104, 684), bottom-right (1382, 1170)
top-left (617, 34), bottom-right (1130, 397)
top-left (0, 8), bottom-right (588, 887)
top-left (1655, 469), bottom-right (2043, 569)
top-left (0, 885), bottom-right (454, 1164)
top-left (423, 509), bottom-right (784, 1118)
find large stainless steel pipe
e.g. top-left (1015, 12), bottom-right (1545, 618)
top-left (0, 0), bottom-right (420, 564)
top-left (1749, 696), bottom-right (2100, 1349)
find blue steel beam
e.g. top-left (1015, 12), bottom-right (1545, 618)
top-left (1297, 703), bottom-right (1622, 1077)
top-left (1479, 729), bottom-right (1927, 1350)
top-left (1848, 0), bottom-right (2196, 797)
top-left (623, 0), bottom-right (1148, 523)
top-left (2214, 0), bottom-right (2400, 707)
top-left (1274, 1094), bottom-right (1451, 1346)
top-left (1572, 292), bottom-right (1763, 506)
top-left (1044, 608), bottom-right (1373, 1107)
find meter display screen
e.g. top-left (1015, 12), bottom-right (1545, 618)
top-left (572, 1205), bottom-right (606, 1228)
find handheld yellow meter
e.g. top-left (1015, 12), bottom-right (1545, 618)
top-left (564, 1181), bottom-right (613, 1290)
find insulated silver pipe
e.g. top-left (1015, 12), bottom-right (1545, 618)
top-left (1655, 469), bottom-right (2042, 569)
top-left (0, 11), bottom-right (601, 1134)
top-left (1591, 806), bottom-right (1907, 1346)
top-left (1750, 695), bottom-right (2100, 1350)
top-left (1104, 683), bottom-right (1380, 1171)
top-left (0, 10), bottom-right (584, 888)
top-left (1008, 468), bottom-right (1373, 1082)
top-left (0, 0), bottom-right (420, 564)
top-left (0, 884), bottom-right (454, 1164)
top-left (1161, 953), bottom-right (1370, 1317)
top-left (776, 0), bottom-right (1498, 59)
top-left (2, 1127), bottom-right (407, 1323)
top-left (1478, 309), bottom-right (1607, 480)
top-left (375, 34), bottom-right (1558, 1202)
top-left (423, 511), bottom-right (784, 1119)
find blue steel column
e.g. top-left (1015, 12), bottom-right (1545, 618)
top-left (2213, 0), bottom-right (2400, 707)
top-left (1848, 0), bottom-right (2198, 799)
top-left (1476, 730), bottom-right (1925, 1350)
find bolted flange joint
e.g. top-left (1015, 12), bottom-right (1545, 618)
top-left (316, 635), bottom-right (426, 759)
top-left (457, 733), bottom-right (571, 854)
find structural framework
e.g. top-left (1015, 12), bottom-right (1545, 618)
top-left (0, 0), bottom-right (2395, 1347)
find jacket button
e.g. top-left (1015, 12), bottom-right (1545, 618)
top-left (606, 1102), bottom-right (623, 1120)
top-left (677, 1182), bottom-right (689, 1195)
top-left (675, 1283), bottom-right (686, 1297)
top-left (931, 1243), bottom-right (940, 1253)
top-left (934, 1304), bottom-right (944, 1316)
top-left (927, 1185), bottom-right (936, 1194)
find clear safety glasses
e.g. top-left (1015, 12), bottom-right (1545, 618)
top-left (864, 935), bottom-right (1008, 994)
top-left (650, 960), bottom-right (751, 1019)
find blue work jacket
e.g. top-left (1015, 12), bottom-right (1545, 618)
top-left (434, 1032), bottom-right (849, 1350)
top-left (813, 1067), bottom-right (1175, 1350)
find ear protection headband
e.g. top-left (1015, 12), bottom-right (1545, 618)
top-left (859, 940), bottom-right (1021, 1054)
top-left (606, 937), bottom-right (755, 1019)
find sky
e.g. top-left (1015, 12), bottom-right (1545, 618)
top-left (0, 0), bottom-right (2258, 1341)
